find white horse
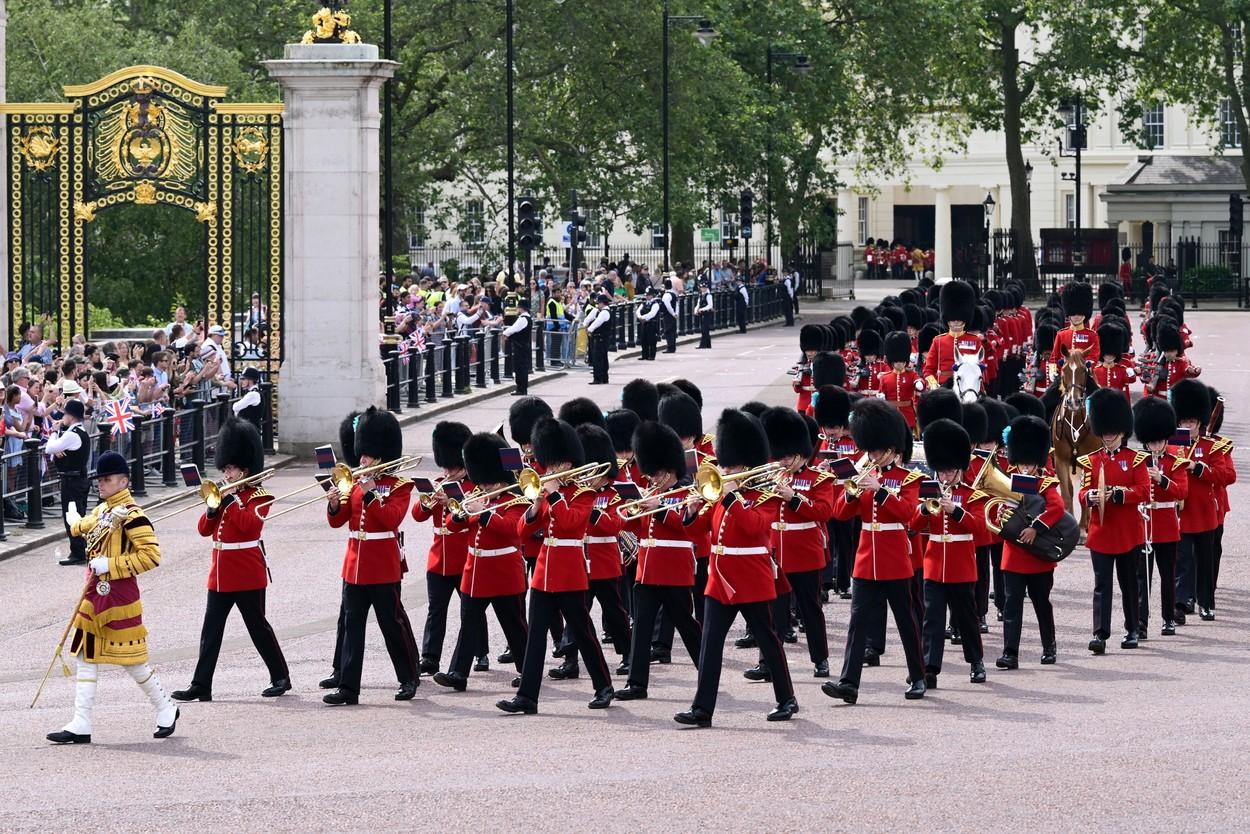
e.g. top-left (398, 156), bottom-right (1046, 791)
top-left (952, 349), bottom-right (984, 403)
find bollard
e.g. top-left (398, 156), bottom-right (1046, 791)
top-left (424, 346), bottom-right (438, 403)
top-left (162, 408), bottom-right (177, 486)
top-left (455, 335), bottom-right (472, 393)
top-left (490, 329), bottom-right (502, 384)
top-left (475, 331), bottom-right (487, 388)
top-left (534, 328), bottom-right (545, 372)
top-left (626, 301), bottom-right (637, 347)
top-left (441, 338), bottom-right (454, 398)
top-left (385, 348), bottom-right (402, 412)
top-left (129, 415), bottom-right (148, 497)
top-left (259, 382), bottom-right (275, 454)
top-left (23, 438), bottom-right (45, 529)
top-left (190, 399), bottom-right (207, 473)
top-left (407, 348), bottom-right (422, 407)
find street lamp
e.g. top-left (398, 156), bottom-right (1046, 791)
top-left (1058, 96), bottom-right (1086, 272)
top-left (983, 192), bottom-right (996, 289)
top-left (506, 0), bottom-right (517, 285)
top-left (765, 46), bottom-right (814, 270)
top-left (662, 2), bottom-right (717, 271)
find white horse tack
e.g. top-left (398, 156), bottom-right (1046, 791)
top-left (951, 349), bottom-right (984, 403)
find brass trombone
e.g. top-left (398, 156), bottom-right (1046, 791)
top-left (201, 468), bottom-right (276, 510)
top-left (266, 455), bottom-right (422, 521)
top-left (454, 461), bottom-right (612, 516)
top-left (616, 463), bottom-right (722, 519)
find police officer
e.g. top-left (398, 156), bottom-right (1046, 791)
top-left (49, 399), bottom-right (91, 566)
top-left (231, 367), bottom-right (264, 430)
top-left (585, 293), bottom-right (613, 385)
top-left (661, 277), bottom-right (680, 354)
top-left (781, 268), bottom-right (796, 327)
top-left (734, 276), bottom-right (749, 333)
top-left (636, 286), bottom-right (661, 361)
top-left (695, 278), bottom-right (714, 349)
top-left (502, 297), bottom-right (533, 395)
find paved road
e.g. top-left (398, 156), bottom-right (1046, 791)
top-left (2, 308), bottom-right (1248, 832)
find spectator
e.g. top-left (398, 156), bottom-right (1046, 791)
top-left (19, 324), bottom-right (54, 364)
top-left (166, 305), bottom-right (190, 337)
top-left (245, 292), bottom-right (267, 330)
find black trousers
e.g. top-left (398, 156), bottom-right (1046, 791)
top-left (589, 333), bottom-right (610, 383)
top-left (782, 297), bottom-right (795, 326)
top-left (829, 518), bottom-right (857, 593)
top-left (517, 589), bottom-right (611, 701)
top-left (922, 580), bottom-right (982, 673)
top-left (1175, 534), bottom-right (1195, 610)
top-left (837, 577), bottom-right (925, 689)
top-left (191, 588), bottom-right (289, 689)
top-left (1091, 548), bottom-right (1140, 639)
top-left (422, 571), bottom-right (487, 663)
top-left (1137, 541), bottom-right (1177, 631)
top-left (562, 578), bottom-right (633, 664)
top-left (783, 569), bottom-right (828, 663)
top-left (510, 340), bottom-right (530, 394)
top-left (1001, 570), bottom-right (1055, 656)
top-left (868, 569), bottom-right (923, 656)
top-left (337, 581), bottom-right (420, 694)
top-left (450, 594), bottom-right (528, 678)
top-left (974, 545), bottom-right (992, 617)
top-left (59, 475), bottom-right (89, 562)
top-left (1184, 529), bottom-right (1218, 611)
top-left (694, 597), bottom-right (793, 715)
top-left (640, 322), bottom-right (657, 360)
top-left (698, 313), bottom-right (712, 348)
top-left (663, 314), bottom-right (677, 353)
top-left (989, 542), bottom-right (1005, 612)
top-left (734, 299), bottom-right (747, 332)
top-left (1213, 523), bottom-right (1224, 591)
top-left (629, 584), bottom-right (701, 689)
top-left (653, 558), bottom-right (708, 648)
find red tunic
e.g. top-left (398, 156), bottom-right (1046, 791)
top-left (197, 485), bottom-right (274, 592)
top-left (1178, 436), bottom-right (1236, 534)
top-left (586, 486), bottom-right (625, 580)
top-left (1143, 450), bottom-right (1188, 545)
top-left (635, 494), bottom-right (697, 587)
top-left (965, 453), bottom-right (997, 548)
top-left (832, 463), bottom-right (922, 580)
top-left (449, 495), bottom-right (529, 598)
top-left (1049, 324), bottom-right (1100, 370)
top-left (1092, 362), bottom-right (1134, 401)
top-left (770, 467), bottom-right (836, 574)
top-left (923, 331), bottom-right (985, 388)
top-left (1145, 356), bottom-right (1200, 399)
top-left (793, 369), bottom-right (814, 414)
top-left (876, 368), bottom-right (923, 429)
top-left (1079, 447), bottom-right (1150, 553)
top-left (519, 484), bottom-right (595, 592)
top-left (689, 488), bottom-right (779, 605)
top-left (410, 477), bottom-right (475, 576)
top-left (908, 484), bottom-right (987, 584)
top-left (328, 475), bottom-right (414, 586)
top-left (1000, 479), bottom-right (1064, 574)
top-left (850, 359), bottom-right (890, 394)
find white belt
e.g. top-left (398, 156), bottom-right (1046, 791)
top-left (932, 533), bottom-right (974, 543)
top-left (472, 546), bottom-right (517, 558)
top-left (353, 531), bottom-right (397, 541)
top-left (213, 540), bottom-right (260, 551)
top-left (641, 538), bottom-right (694, 550)
top-left (713, 545), bottom-right (770, 556)
top-left (864, 523), bottom-right (905, 533)
top-left (433, 526), bottom-right (452, 536)
top-left (543, 537), bottom-right (585, 548)
top-left (585, 536), bottom-right (617, 545)
top-left (1149, 502), bottom-right (1177, 510)
top-left (771, 521), bottom-right (818, 532)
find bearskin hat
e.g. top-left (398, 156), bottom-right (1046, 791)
top-left (903, 303), bottom-right (925, 330)
top-left (1155, 322), bottom-right (1183, 354)
top-left (1006, 415), bottom-right (1051, 467)
top-left (881, 306), bottom-right (906, 331)
top-left (558, 397), bottom-right (606, 429)
top-left (800, 324), bottom-right (824, 351)
top-left (1102, 297), bottom-right (1127, 316)
top-left (802, 413), bottom-right (821, 457)
top-left (339, 411), bottom-right (361, 468)
top-left (824, 323), bottom-right (846, 353)
top-left (1132, 397), bottom-right (1177, 446)
top-left (633, 421), bottom-right (687, 479)
top-left (762, 407), bottom-right (813, 461)
top-left (432, 420), bottom-right (473, 469)
top-left (604, 408), bottom-right (641, 454)
top-left (531, 417), bottom-right (585, 468)
top-left (1097, 323), bottom-right (1125, 359)
top-left (850, 305), bottom-right (874, 330)
top-left (884, 331), bottom-right (912, 364)
top-left (621, 378), bottom-right (660, 422)
top-left (857, 329), bottom-right (883, 358)
top-left (658, 392), bottom-right (703, 440)
top-left (982, 398), bottom-right (1011, 447)
top-left (1159, 298), bottom-right (1184, 325)
top-left (576, 424), bottom-right (618, 481)
top-left (923, 418), bottom-right (972, 472)
top-left (850, 398), bottom-right (907, 453)
top-left (215, 417), bottom-right (264, 476)
top-left (812, 352), bottom-right (847, 388)
top-left (940, 280), bottom-right (977, 325)
top-left (1004, 391), bottom-right (1045, 421)
top-left (813, 385), bottom-right (851, 429)
top-left (508, 396), bottom-right (553, 445)
top-left (1060, 281), bottom-right (1094, 320)
top-left (1033, 322), bottom-right (1058, 353)
top-left (961, 401), bottom-right (989, 445)
top-left (832, 316), bottom-right (856, 344)
top-left (354, 406), bottom-right (403, 463)
top-left (715, 408), bottom-right (770, 469)
top-left (657, 382), bottom-right (680, 400)
top-left (463, 432), bottom-right (513, 486)
top-left (917, 388), bottom-right (963, 433)
top-left (1149, 282), bottom-right (1171, 311)
top-left (740, 401), bottom-right (769, 419)
top-left (971, 305), bottom-right (994, 334)
top-left (1168, 379), bottom-right (1211, 424)
top-left (1088, 388), bottom-right (1133, 437)
top-left (1098, 281), bottom-right (1123, 310)
top-left (670, 378), bottom-right (704, 408)
top-left (917, 322), bottom-right (943, 355)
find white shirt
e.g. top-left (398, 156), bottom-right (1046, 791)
top-left (784, 275), bottom-right (795, 298)
top-left (45, 424), bottom-right (83, 455)
top-left (502, 313), bottom-right (530, 337)
top-left (455, 310), bottom-right (482, 335)
top-left (586, 308), bottom-right (610, 332)
top-left (232, 389), bottom-right (262, 415)
top-left (661, 291), bottom-right (678, 316)
top-left (738, 285), bottom-right (749, 302)
top-left (636, 301), bottom-right (660, 321)
top-left (696, 292), bottom-right (713, 313)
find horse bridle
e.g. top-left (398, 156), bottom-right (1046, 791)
top-left (1059, 361), bottom-right (1087, 445)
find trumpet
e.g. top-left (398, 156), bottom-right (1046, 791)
top-left (923, 482), bottom-right (952, 514)
top-left (616, 463), bottom-right (723, 519)
top-left (267, 455), bottom-right (423, 521)
top-left (417, 476), bottom-right (448, 509)
top-left (841, 453), bottom-right (879, 499)
top-left (201, 468), bottom-right (276, 510)
top-left (458, 461), bottom-right (612, 515)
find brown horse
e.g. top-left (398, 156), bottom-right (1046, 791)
top-left (1050, 351), bottom-right (1101, 527)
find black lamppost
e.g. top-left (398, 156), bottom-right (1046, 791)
top-left (506, 0), bottom-right (516, 285)
top-left (983, 191), bottom-right (995, 289)
top-left (765, 46), bottom-right (812, 268)
top-left (662, 2), bottom-right (717, 271)
top-left (1058, 96), bottom-right (1086, 275)
top-left (383, 0), bottom-right (394, 308)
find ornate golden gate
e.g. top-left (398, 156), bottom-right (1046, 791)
top-left (2, 65), bottom-right (282, 369)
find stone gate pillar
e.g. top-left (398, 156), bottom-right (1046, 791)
top-left (266, 43), bottom-right (397, 456)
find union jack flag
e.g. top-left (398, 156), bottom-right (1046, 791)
top-left (410, 330), bottom-right (426, 352)
top-left (104, 398), bottom-right (136, 436)
top-left (397, 338), bottom-right (410, 356)
top-left (150, 400), bottom-right (167, 419)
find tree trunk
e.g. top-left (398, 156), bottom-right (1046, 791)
top-left (672, 218), bottom-right (694, 270)
top-left (999, 21), bottom-right (1040, 295)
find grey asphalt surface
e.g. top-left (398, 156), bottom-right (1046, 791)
top-left (2, 303), bottom-right (1248, 832)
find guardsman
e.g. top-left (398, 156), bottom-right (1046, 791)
top-left (172, 419), bottom-right (288, 703)
top-left (1025, 323), bottom-right (1057, 397)
top-left (1093, 323), bottom-right (1135, 401)
top-left (879, 331), bottom-right (924, 435)
top-left (1079, 390), bottom-right (1149, 654)
top-left (814, 385), bottom-right (856, 599)
top-left (412, 421), bottom-right (488, 676)
top-left (1132, 397), bottom-right (1187, 637)
top-left (433, 433), bottom-right (531, 692)
top-left (606, 408), bottom-right (643, 613)
top-left (793, 325), bottom-right (823, 414)
top-left (1048, 282), bottom-right (1099, 379)
top-left (912, 418), bottom-right (989, 687)
top-left (498, 418), bottom-right (614, 714)
top-left (621, 377), bottom-right (660, 423)
top-left (48, 399), bottom-right (91, 566)
top-left (322, 407), bottom-right (420, 706)
top-left (960, 402), bottom-right (994, 631)
top-left (674, 409), bottom-right (798, 727)
top-left (696, 278), bottom-right (715, 348)
top-left (50, 451), bottom-right (179, 743)
top-left (657, 392), bottom-right (713, 635)
top-left (585, 293), bottom-right (613, 385)
top-left (635, 286), bottom-right (661, 361)
top-left (1171, 381), bottom-right (1236, 621)
top-left (761, 407), bottom-right (836, 678)
top-left (822, 399), bottom-right (927, 705)
top-left (923, 280), bottom-right (984, 390)
top-left (851, 330), bottom-right (885, 395)
top-left (1145, 322), bottom-right (1200, 400)
top-left (996, 416), bottom-right (1063, 669)
top-left (501, 297), bottom-right (533, 395)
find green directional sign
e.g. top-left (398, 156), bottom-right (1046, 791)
top-left (699, 227), bottom-right (721, 242)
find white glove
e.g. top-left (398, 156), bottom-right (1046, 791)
top-left (65, 506), bottom-right (82, 527)
top-left (111, 506), bottom-right (130, 524)
top-left (89, 556), bottom-right (110, 576)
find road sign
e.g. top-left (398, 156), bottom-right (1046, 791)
top-left (562, 222), bottom-right (572, 245)
top-left (699, 227), bottom-right (720, 243)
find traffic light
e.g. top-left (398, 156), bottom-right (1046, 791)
top-left (740, 189), bottom-right (754, 239)
top-left (517, 195), bottom-right (539, 251)
top-left (571, 211), bottom-right (588, 245)
top-left (1231, 193), bottom-right (1244, 233)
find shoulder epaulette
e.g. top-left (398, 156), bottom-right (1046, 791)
top-left (123, 513), bottom-right (153, 531)
top-left (1212, 437), bottom-right (1234, 455)
top-left (572, 486), bottom-right (594, 498)
top-left (1133, 450), bottom-right (1151, 466)
top-left (968, 489), bottom-right (989, 502)
top-left (1076, 453), bottom-right (1093, 469)
top-left (811, 470), bottom-right (835, 485)
top-left (607, 492), bottom-right (622, 504)
top-left (701, 433), bottom-right (715, 446)
top-left (901, 469), bottom-right (925, 486)
top-left (1040, 476), bottom-right (1059, 492)
top-left (391, 476), bottom-right (412, 488)
top-left (251, 488), bottom-right (273, 500)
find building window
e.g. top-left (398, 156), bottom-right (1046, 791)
top-left (408, 205), bottom-right (426, 250)
top-left (1219, 229), bottom-right (1240, 269)
top-left (650, 224), bottom-right (665, 250)
top-left (463, 200), bottom-right (484, 247)
top-left (857, 197), bottom-right (869, 244)
top-left (1064, 193), bottom-right (1076, 229)
top-left (1222, 98), bottom-right (1242, 148)
top-left (1142, 103), bottom-right (1165, 149)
